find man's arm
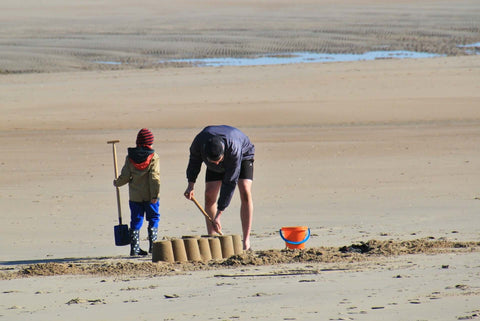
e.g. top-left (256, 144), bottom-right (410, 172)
top-left (186, 135), bottom-right (203, 183)
top-left (217, 149), bottom-right (242, 211)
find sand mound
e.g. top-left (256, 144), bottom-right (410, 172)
top-left (222, 238), bottom-right (479, 266)
top-left (1, 238), bottom-right (478, 280)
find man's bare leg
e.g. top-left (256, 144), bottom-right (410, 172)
top-left (204, 180), bottom-right (221, 235)
top-left (238, 179), bottom-right (253, 250)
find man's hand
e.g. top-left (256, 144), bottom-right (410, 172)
top-left (184, 182), bottom-right (195, 200)
top-left (212, 211), bottom-right (223, 234)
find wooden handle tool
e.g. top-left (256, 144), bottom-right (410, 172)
top-left (191, 196), bottom-right (223, 235)
top-left (107, 140), bottom-right (123, 225)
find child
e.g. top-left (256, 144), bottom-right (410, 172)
top-left (114, 128), bottom-right (161, 256)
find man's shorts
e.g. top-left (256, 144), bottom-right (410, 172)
top-left (205, 159), bottom-right (254, 182)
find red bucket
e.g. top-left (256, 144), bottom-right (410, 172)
top-left (279, 226), bottom-right (310, 249)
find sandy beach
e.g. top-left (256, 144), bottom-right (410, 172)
top-left (1, 0), bottom-right (480, 320)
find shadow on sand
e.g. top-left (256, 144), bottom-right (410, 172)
top-left (0, 256), bottom-right (130, 267)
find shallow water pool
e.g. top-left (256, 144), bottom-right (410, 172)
top-left (165, 50), bottom-right (443, 67)
top-left (93, 43), bottom-right (480, 67)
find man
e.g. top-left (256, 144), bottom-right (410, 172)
top-left (184, 125), bottom-right (255, 250)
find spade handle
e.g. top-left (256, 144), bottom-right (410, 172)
top-left (107, 140), bottom-right (123, 225)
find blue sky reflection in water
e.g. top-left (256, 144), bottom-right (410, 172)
top-left (457, 42), bottom-right (480, 55)
top-left (93, 43), bottom-right (480, 67)
top-left (167, 51), bottom-right (443, 67)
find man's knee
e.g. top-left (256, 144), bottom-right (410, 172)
top-left (240, 191), bottom-right (252, 204)
top-left (238, 180), bottom-right (253, 203)
top-left (205, 181), bottom-right (221, 207)
top-left (204, 190), bottom-right (218, 207)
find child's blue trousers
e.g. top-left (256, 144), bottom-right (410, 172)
top-left (129, 200), bottom-right (160, 230)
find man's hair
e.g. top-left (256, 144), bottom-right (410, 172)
top-left (204, 136), bottom-right (225, 161)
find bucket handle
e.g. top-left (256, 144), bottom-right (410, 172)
top-left (279, 228), bottom-right (311, 245)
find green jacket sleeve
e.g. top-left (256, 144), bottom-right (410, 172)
top-left (149, 154), bottom-right (160, 199)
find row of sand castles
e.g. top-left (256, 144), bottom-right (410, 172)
top-left (152, 234), bottom-right (243, 263)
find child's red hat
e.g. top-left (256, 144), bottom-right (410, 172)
top-left (136, 128), bottom-right (154, 146)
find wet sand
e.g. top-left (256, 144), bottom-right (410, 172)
top-left (1, 0), bottom-right (480, 320)
top-left (1, 0), bottom-right (480, 73)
